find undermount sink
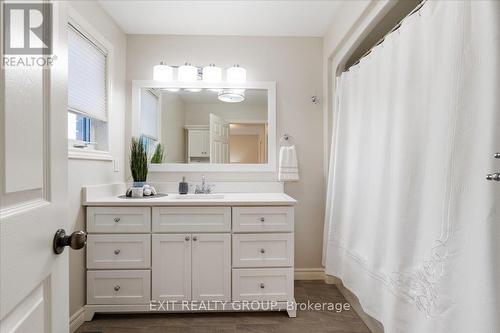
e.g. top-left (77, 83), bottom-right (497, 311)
top-left (172, 194), bottom-right (225, 200)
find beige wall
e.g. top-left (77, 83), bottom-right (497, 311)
top-left (126, 35), bottom-right (324, 270)
top-left (184, 103), bottom-right (267, 125)
top-left (161, 92), bottom-right (186, 163)
top-left (67, 1), bottom-right (127, 317)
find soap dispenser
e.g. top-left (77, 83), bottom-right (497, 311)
top-left (179, 177), bottom-right (188, 194)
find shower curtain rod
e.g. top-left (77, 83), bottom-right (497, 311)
top-left (348, 0), bottom-right (428, 70)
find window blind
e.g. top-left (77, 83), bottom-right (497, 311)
top-left (68, 24), bottom-right (107, 121)
top-left (141, 90), bottom-right (159, 140)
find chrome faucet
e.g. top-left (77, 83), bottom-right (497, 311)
top-left (195, 175), bottom-right (215, 194)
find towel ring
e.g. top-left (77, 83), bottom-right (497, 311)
top-left (280, 133), bottom-right (294, 146)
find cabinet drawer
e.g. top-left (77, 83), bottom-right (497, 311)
top-left (87, 207), bottom-right (151, 233)
top-left (232, 207), bottom-right (294, 232)
top-left (87, 234), bottom-right (151, 269)
top-left (232, 268), bottom-right (293, 302)
top-left (233, 234), bottom-right (293, 268)
top-left (87, 270), bottom-right (151, 305)
top-left (152, 207), bottom-right (231, 232)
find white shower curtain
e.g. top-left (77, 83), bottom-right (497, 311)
top-left (324, 1), bottom-right (500, 332)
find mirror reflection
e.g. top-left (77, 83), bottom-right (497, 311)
top-left (140, 88), bottom-right (268, 164)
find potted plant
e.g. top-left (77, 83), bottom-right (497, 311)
top-left (130, 137), bottom-right (148, 187)
top-left (150, 143), bottom-right (164, 164)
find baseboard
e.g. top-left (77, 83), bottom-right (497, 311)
top-left (294, 268), bottom-right (325, 280)
top-left (69, 306), bottom-right (86, 333)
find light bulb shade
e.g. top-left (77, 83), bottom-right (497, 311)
top-left (178, 64), bottom-right (198, 82)
top-left (153, 63), bottom-right (173, 81)
top-left (226, 65), bottom-right (247, 83)
top-left (218, 89), bottom-right (245, 103)
top-left (202, 65), bottom-right (222, 83)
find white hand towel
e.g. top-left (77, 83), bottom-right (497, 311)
top-left (278, 145), bottom-right (299, 182)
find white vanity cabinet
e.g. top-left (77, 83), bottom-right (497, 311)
top-left (151, 233), bottom-right (231, 302)
top-left (84, 198), bottom-right (296, 320)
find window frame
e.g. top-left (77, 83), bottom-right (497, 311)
top-left (67, 7), bottom-right (114, 161)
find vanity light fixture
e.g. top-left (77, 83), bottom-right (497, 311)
top-left (218, 89), bottom-right (245, 103)
top-left (202, 64), bottom-right (222, 83)
top-left (152, 63), bottom-right (247, 85)
top-left (226, 64), bottom-right (247, 83)
top-left (153, 61), bottom-right (173, 81)
top-left (178, 63), bottom-right (198, 82)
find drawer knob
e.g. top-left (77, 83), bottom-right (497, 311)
top-left (260, 248), bottom-right (266, 254)
top-left (193, 236), bottom-right (198, 241)
top-left (260, 283), bottom-right (265, 289)
top-left (260, 217), bottom-right (265, 222)
top-left (185, 236), bottom-right (191, 241)
top-left (114, 249), bottom-right (121, 255)
top-left (114, 217), bottom-right (121, 223)
top-left (114, 285), bottom-right (120, 291)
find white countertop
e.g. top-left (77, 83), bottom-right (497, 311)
top-left (83, 192), bottom-right (296, 206)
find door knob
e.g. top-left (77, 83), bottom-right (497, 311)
top-left (494, 152), bottom-right (500, 159)
top-left (486, 173), bottom-right (500, 181)
top-left (53, 229), bottom-right (87, 254)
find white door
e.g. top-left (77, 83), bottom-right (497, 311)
top-left (209, 113), bottom-right (229, 163)
top-left (192, 234), bottom-right (231, 301)
top-left (0, 2), bottom-right (71, 333)
top-left (152, 234), bottom-right (191, 301)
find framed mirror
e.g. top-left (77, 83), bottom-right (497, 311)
top-left (131, 81), bottom-right (276, 172)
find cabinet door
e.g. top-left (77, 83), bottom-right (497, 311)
top-left (152, 234), bottom-right (191, 301)
top-left (189, 130), bottom-right (206, 157)
top-left (192, 234), bottom-right (231, 301)
top-left (202, 130), bottom-right (210, 157)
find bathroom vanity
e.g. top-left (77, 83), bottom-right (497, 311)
top-left (81, 78), bottom-right (297, 320)
top-left (83, 189), bottom-right (297, 320)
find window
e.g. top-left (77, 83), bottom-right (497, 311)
top-left (67, 21), bottom-right (110, 156)
top-left (140, 89), bottom-right (160, 140)
top-left (140, 89), bottom-right (160, 156)
top-left (140, 135), bottom-right (158, 157)
top-left (68, 112), bottom-right (91, 143)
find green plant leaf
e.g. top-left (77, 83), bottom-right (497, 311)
top-left (130, 137), bottom-right (148, 182)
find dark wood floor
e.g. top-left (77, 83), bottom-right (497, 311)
top-left (77, 281), bottom-right (370, 333)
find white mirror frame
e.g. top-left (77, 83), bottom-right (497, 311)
top-left (131, 80), bottom-right (277, 172)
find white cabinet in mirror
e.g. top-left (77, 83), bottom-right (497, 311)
top-left (131, 81), bottom-right (276, 172)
